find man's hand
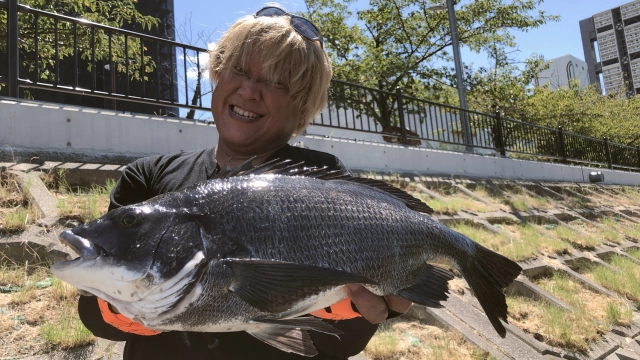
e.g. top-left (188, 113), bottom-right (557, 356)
top-left (345, 284), bottom-right (412, 324)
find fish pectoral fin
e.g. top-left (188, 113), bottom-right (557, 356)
top-left (396, 264), bottom-right (455, 308)
top-left (246, 327), bottom-right (317, 357)
top-left (224, 259), bottom-right (377, 313)
top-left (253, 317), bottom-right (342, 337)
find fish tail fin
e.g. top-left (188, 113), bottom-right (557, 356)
top-left (460, 243), bottom-right (521, 337)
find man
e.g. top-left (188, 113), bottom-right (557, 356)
top-left (78, 7), bottom-right (410, 359)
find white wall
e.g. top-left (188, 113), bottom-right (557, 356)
top-left (0, 98), bottom-right (218, 162)
top-left (2, 97), bottom-right (639, 186)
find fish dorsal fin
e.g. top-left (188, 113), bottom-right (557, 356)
top-left (265, 162), bottom-right (433, 214)
top-left (215, 158), bottom-right (433, 214)
top-left (278, 167), bottom-right (434, 214)
top-left (336, 176), bottom-right (434, 214)
top-left (214, 158), bottom-right (307, 179)
top-left (214, 157), bottom-right (265, 179)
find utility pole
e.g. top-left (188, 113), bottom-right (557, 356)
top-left (428, 0), bottom-right (473, 152)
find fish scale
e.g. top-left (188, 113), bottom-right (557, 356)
top-left (196, 177), bottom-right (448, 292)
top-left (52, 171), bottom-right (522, 357)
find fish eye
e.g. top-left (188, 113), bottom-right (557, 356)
top-left (120, 210), bottom-right (142, 227)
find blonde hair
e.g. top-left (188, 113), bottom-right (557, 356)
top-left (209, 15), bottom-right (332, 134)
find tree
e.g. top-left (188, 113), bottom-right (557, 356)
top-left (467, 45), bottom-right (545, 119)
top-left (522, 83), bottom-right (640, 147)
top-left (0, 0), bottom-right (160, 85)
top-left (465, 44), bottom-right (548, 153)
top-left (302, 0), bottom-right (559, 129)
top-left (468, 51), bottom-right (640, 163)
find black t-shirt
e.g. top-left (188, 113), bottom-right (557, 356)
top-left (77, 145), bottom-right (379, 359)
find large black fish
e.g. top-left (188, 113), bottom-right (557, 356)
top-left (51, 162), bottom-right (521, 356)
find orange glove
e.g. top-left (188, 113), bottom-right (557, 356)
top-left (310, 297), bottom-right (362, 321)
top-left (97, 298), bottom-right (161, 336)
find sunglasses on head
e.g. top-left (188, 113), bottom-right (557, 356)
top-left (254, 6), bottom-right (324, 48)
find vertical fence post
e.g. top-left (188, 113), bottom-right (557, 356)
top-left (495, 111), bottom-right (506, 157)
top-left (395, 87), bottom-right (408, 146)
top-left (8, 0), bottom-right (19, 98)
top-left (557, 126), bottom-right (567, 163)
top-left (604, 137), bottom-right (613, 169)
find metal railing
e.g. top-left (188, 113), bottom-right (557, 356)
top-left (1, 0), bottom-right (211, 116)
top-left (2, 0), bottom-right (640, 172)
top-left (317, 79), bottom-right (640, 172)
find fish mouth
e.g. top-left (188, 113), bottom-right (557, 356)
top-left (59, 230), bottom-right (103, 260)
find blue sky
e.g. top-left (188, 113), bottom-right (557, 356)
top-left (173, 0), bottom-right (632, 68)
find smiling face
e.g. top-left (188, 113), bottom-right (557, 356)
top-left (211, 53), bottom-right (301, 158)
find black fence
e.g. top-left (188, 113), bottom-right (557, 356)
top-left (0, 0), bottom-right (211, 116)
top-left (318, 79), bottom-right (640, 172)
top-left (2, 0), bottom-right (640, 172)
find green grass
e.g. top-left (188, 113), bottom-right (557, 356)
top-left (595, 217), bottom-right (627, 243)
top-left (563, 194), bottom-right (592, 209)
top-left (55, 179), bottom-right (116, 223)
top-left (2, 205), bottom-right (34, 232)
top-left (504, 198), bottom-right (528, 212)
top-left (550, 224), bottom-right (602, 249)
top-left (40, 278), bottom-right (94, 349)
top-left (627, 248), bottom-right (640, 260)
top-left (568, 219), bottom-right (623, 244)
top-left (618, 186), bottom-right (640, 202)
top-left (0, 264), bottom-right (95, 356)
top-left (468, 184), bottom-right (492, 199)
top-left (40, 311), bottom-right (94, 350)
top-left (415, 194), bottom-right (461, 215)
top-left (499, 185), bottom-right (555, 211)
top-left (626, 223), bottom-right (640, 240)
top-left (587, 255), bottom-right (640, 303)
top-left (418, 190), bottom-right (495, 214)
top-left (0, 173), bottom-right (39, 233)
top-left (508, 272), bottom-right (633, 353)
top-left (528, 195), bottom-right (554, 209)
top-left (540, 273), bottom-right (634, 329)
top-left (454, 222), bottom-right (573, 261)
top-left (508, 295), bottom-right (577, 349)
top-left (450, 223), bottom-right (517, 259)
top-left (517, 224), bottom-right (574, 258)
top-left (605, 301), bottom-right (626, 325)
top-left (601, 217), bottom-right (640, 241)
top-left (365, 318), bottom-right (496, 360)
top-left (420, 185), bottom-right (495, 213)
top-left (365, 329), bottom-right (399, 359)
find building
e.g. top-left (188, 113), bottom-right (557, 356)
top-left (580, 0), bottom-right (640, 96)
top-left (535, 55), bottom-right (590, 90)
